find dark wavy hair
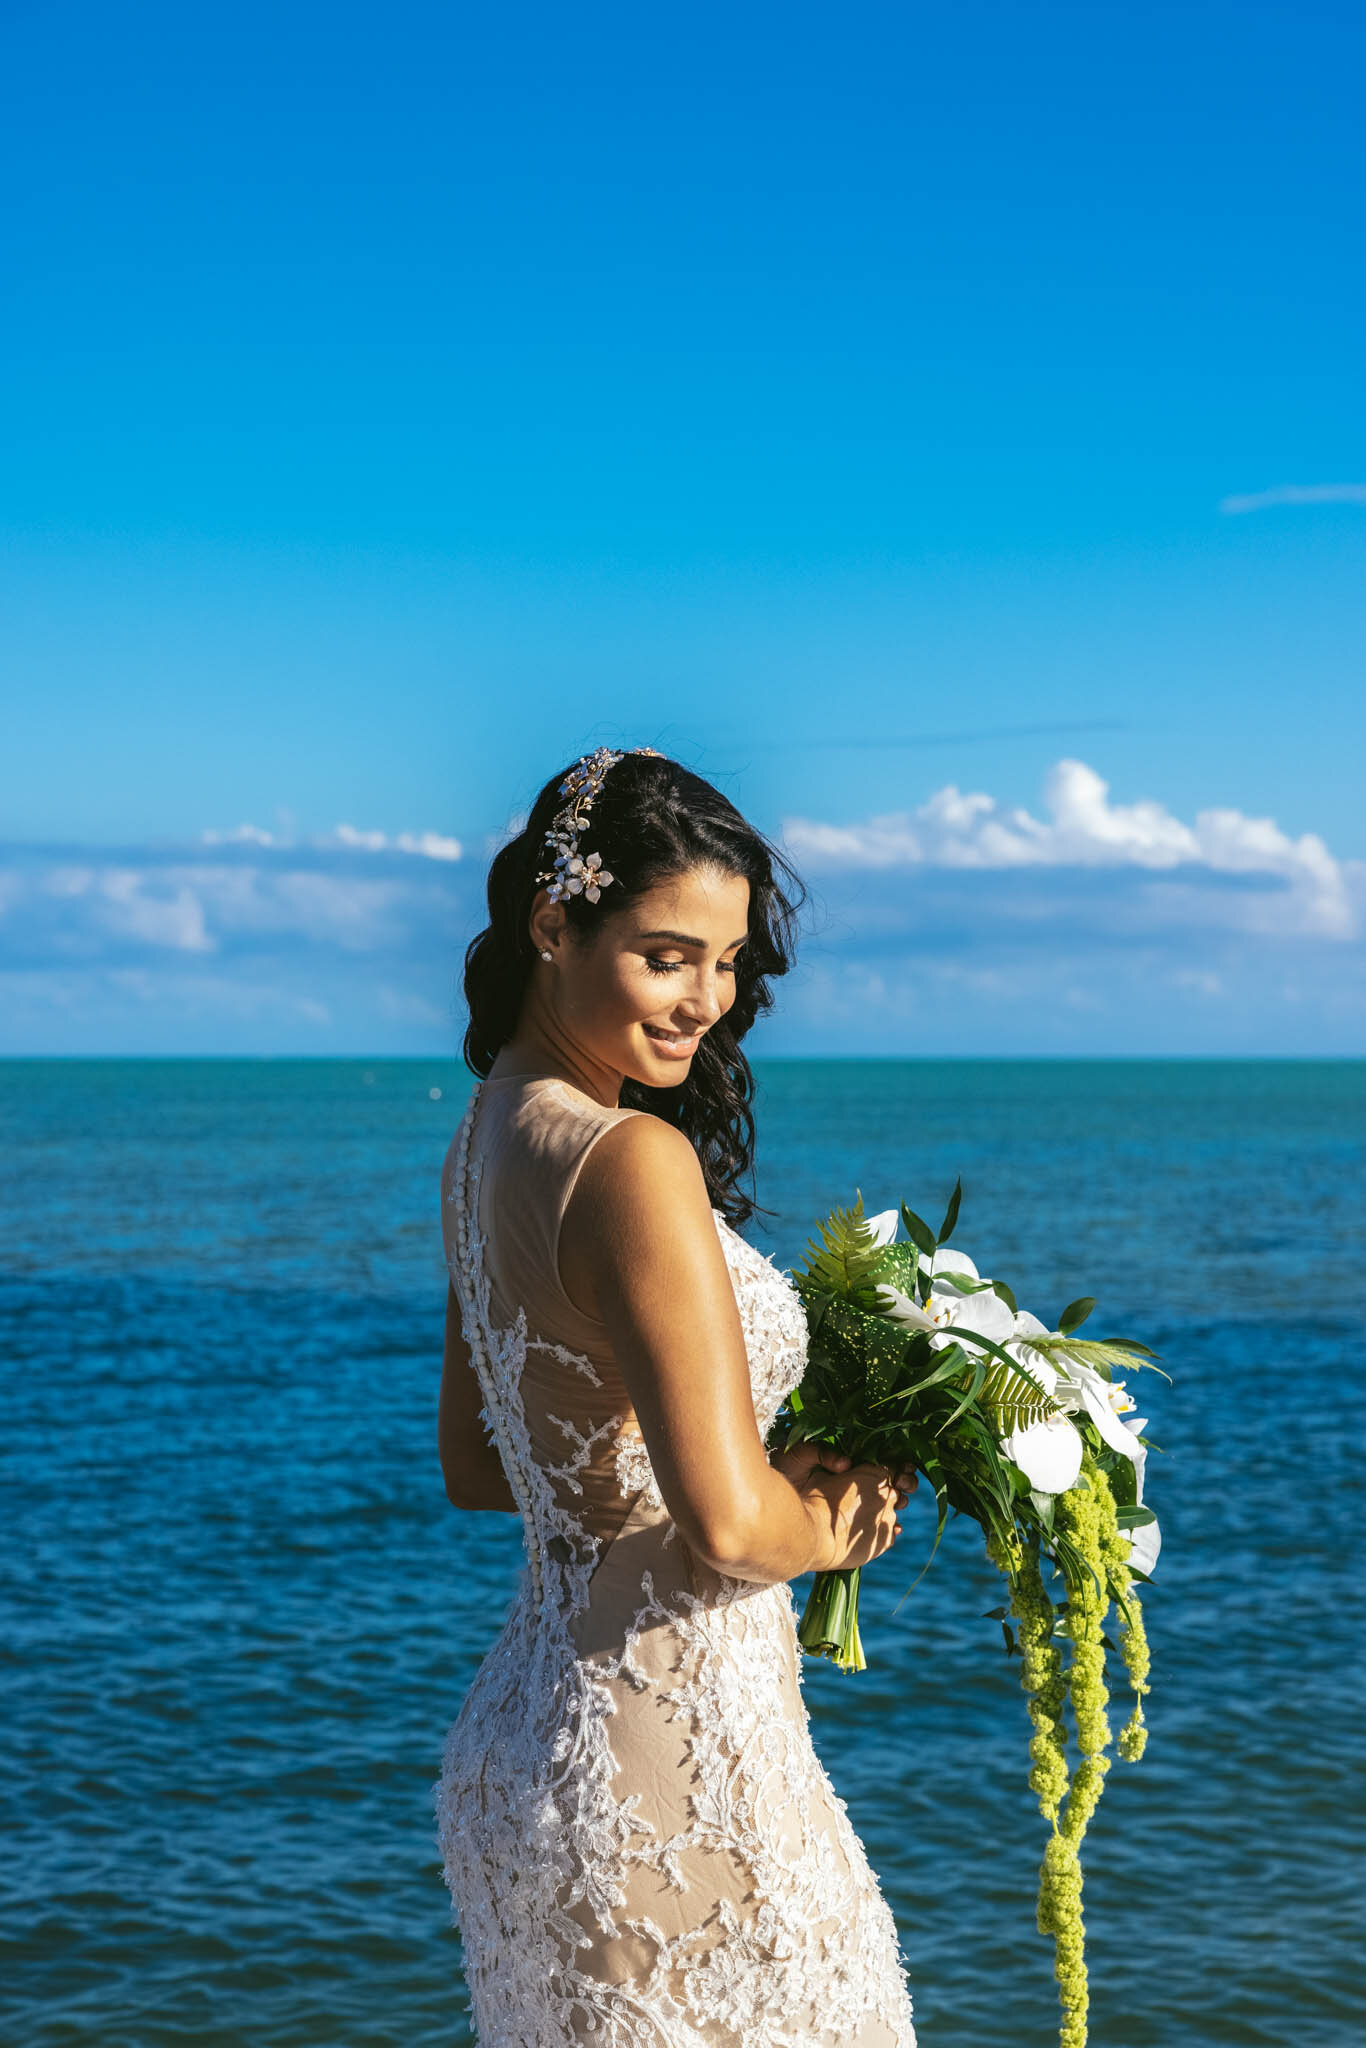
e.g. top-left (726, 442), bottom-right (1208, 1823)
top-left (463, 751), bottom-right (803, 1226)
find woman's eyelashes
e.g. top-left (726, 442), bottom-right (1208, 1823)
top-left (643, 955), bottom-right (739, 978)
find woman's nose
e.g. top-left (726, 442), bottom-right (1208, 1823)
top-left (681, 975), bottom-right (724, 1025)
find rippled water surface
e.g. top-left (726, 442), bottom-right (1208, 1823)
top-left (3, 1058), bottom-right (1362, 2047)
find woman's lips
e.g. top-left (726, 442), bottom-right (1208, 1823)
top-left (643, 1023), bottom-right (702, 1059)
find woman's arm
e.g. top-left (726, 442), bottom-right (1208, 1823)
top-left (560, 1116), bottom-right (913, 1584)
top-left (438, 1285), bottom-right (518, 1513)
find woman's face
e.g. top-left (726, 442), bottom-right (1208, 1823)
top-left (541, 863), bottom-right (751, 1088)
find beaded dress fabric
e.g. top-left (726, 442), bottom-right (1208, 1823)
top-left (436, 1075), bottom-right (916, 2047)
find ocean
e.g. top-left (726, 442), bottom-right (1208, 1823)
top-left (2, 1058), bottom-right (1362, 2047)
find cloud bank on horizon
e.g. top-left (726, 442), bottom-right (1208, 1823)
top-left (2, 760), bottom-right (1361, 1057)
top-left (784, 759), bottom-right (1352, 938)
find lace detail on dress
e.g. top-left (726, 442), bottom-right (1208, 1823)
top-left (546, 1411), bottom-right (628, 1497)
top-left (710, 1209), bottom-right (808, 1442)
top-left (529, 1334), bottom-right (604, 1386)
top-left (614, 1425), bottom-right (663, 1511)
top-left (435, 1083), bottom-right (915, 2048)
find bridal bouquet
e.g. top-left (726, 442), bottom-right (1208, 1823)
top-left (775, 1188), bottom-right (1164, 2048)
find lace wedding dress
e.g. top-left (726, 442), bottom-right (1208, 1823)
top-left (436, 1075), bottom-right (916, 2047)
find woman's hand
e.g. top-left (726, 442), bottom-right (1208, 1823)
top-left (775, 1441), bottom-right (918, 1573)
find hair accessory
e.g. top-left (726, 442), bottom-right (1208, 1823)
top-left (535, 745), bottom-right (662, 905)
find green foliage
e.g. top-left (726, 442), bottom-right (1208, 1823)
top-left (992, 1454), bottom-right (1154, 2048)
top-left (780, 1183), bottom-right (1161, 2048)
top-left (899, 1200), bottom-right (938, 1257)
top-left (1023, 1335), bottom-right (1171, 1385)
top-left (792, 1195), bottom-right (896, 1308)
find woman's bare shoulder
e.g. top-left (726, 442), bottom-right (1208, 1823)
top-left (559, 1110), bottom-right (721, 1320)
top-left (574, 1109), bottom-right (709, 1224)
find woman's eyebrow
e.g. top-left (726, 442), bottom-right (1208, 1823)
top-left (638, 929), bottom-right (748, 950)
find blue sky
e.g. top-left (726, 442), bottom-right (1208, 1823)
top-left (3, 0), bottom-right (1363, 1055)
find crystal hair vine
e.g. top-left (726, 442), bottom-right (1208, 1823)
top-left (535, 746), bottom-right (663, 905)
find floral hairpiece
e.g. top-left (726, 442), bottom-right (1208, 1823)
top-left (535, 745), bottom-right (663, 905)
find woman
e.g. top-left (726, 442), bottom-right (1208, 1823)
top-left (436, 746), bottom-right (918, 2046)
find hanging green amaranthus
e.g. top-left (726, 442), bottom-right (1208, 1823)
top-left (779, 1191), bottom-right (1164, 2046)
top-left (996, 1454), bottom-right (1153, 2047)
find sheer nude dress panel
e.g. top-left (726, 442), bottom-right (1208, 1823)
top-left (436, 1074), bottom-right (915, 2048)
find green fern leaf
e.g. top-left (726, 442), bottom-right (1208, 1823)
top-left (793, 1195), bottom-right (891, 1304)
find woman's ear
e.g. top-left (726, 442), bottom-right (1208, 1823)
top-left (528, 888), bottom-right (570, 960)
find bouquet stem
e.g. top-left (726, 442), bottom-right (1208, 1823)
top-left (797, 1567), bottom-right (866, 1673)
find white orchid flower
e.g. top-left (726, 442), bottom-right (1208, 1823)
top-left (1047, 1351), bottom-right (1161, 1571)
top-left (876, 1243), bottom-right (1021, 1351)
top-left (869, 1240), bottom-right (1152, 1526)
top-left (996, 1307), bottom-right (1084, 1492)
top-left (1003, 1309), bottom-right (1062, 1401)
top-left (1052, 1357), bottom-right (1145, 1465)
top-left (1003, 1411), bottom-right (1085, 1494)
top-left (877, 1272), bottom-right (1018, 1348)
top-left (921, 1245), bottom-right (979, 1283)
top-left (864, 1208), bottom-right (900, 1248)
top-left (1008, 1306), bottom-right (1050, 1357)
top-left (1112, 1409), bottom-right (1160, 1574)
top-left (1125, 1513), bottom-right (1162, 1577)
top-left (881, 1264), bottom-right (1080, 1491)
top-left (930, 1274), bottom-right (1016, 1347)
top-left (874, 1285), bottom-right (938, 1331)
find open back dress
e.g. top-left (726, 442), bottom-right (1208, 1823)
top-left (435, 1073), bottom-right (916, 2047)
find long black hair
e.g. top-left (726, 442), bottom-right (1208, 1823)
top-left (463, 750), bottom-right (803, 1226)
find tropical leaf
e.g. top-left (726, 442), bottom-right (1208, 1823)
top-left (1023, 1334), bottom-right (1170, 1383)
top-left (867, 1241), bottom-right (919, 1294)
top-left (934, 1324), bottom-right (1062, 1430)
top-left (1058, 1295), bottom-right (1095, 1335)
top-left (977, 1356), bottom-right (1063, 1432)
top-left (899, 1201), bottom-right (937, 1257)
top-left (792, 1196), bottom-right (890, 1304)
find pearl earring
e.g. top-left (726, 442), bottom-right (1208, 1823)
top-left (540, 949), bottom-right (553, 962)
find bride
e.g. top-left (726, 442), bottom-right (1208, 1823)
top-left (436, 746), bottom-right (918, 2046)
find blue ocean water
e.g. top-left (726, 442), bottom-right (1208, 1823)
top-left (2, 1058), bottom-right (1362, 2048)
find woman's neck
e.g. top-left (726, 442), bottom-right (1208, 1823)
top-left (491, 1004), bottom-right (623, 1109)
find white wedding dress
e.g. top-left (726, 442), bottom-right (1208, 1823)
top-left (435, 1075), bottom-right (916, 2047)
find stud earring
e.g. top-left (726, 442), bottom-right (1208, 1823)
top-left (540, 949), bottom-right (553, 962)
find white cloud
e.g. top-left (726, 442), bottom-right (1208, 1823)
top-left (332, 823), bottom-right (390, 852)
top-left (42, 865), bottom-right (98, 898)
top-left (1219, 483), bottom-right (1366, 515)
top-left (783, 758), bottom-right (1357, 939)
top-left (201, 823), bottom-right (278, 846)
top-left (97, 870), bottom-right (215, 953)
top-left (3, 762), bottom-right (1364, 1055)
top-left (0, 843), bottom-right (480, 976)
top-left (325, 823), bottom-right (463, 861)
top-left (394, 830), bottom-right (462, 862)
top-left (199, 822), bottom-right (464, 861)
top-left (261, 870), bottom-right (407, 949)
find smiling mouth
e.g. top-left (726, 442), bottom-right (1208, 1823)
top-left (643, 1023), bottom-right (703, 1057)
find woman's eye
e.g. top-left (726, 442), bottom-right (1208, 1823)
top-left (643, 955), bottom-right (740, 977)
